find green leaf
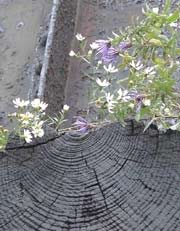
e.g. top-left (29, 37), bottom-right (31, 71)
top-left (135, 113), bottom-right (141, 122)
top-left (175, 48), bottom-right (180, 55)
top-left (153, 57), bottom-right (166, 65)
top-left (167, 10), bottom-right (179, 23)
top-left (163, 0), bottom-right (171, 14)
top-left (148, 38), bottom-right (163, 46)
top-left (158, 34), bottom-right (169, 42)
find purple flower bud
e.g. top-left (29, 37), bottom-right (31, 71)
top-left (125, 90), bottom-right (144, 113)
top-left (136, 100), bottom-right (142, 113)
top-left (134, 93), bottom-right (144, 113)
top-left (119, 41), bottom-right (132, 51)
top-left (74, 116), bottom-right (89, 133)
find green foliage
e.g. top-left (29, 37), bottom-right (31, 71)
top-left (0, 126), bottom-right (9, 151)
top-left (74, 0), bottom-right (180, 132)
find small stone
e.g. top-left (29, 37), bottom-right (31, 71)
top-left (0, 25), bottom-right (4, 33)
top-left (16, 21), bottom-right (24, 30)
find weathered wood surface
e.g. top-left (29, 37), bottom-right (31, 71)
top-left (0, 123), bottom-right (180, 230)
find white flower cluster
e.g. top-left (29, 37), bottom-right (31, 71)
top-left (76, 33), bottom-right (85, 41)
top-left (11, 98), bottom-right (48, 143)
top-left (13, 98), bottom-right (48, 111)
top-left (105, 92), bottom-right (117, 113)
top-left (103, 63), bottom-right (118, 73)
top-left (69, 50), bottom-right (76, 57)
top-left (13, 98), bottom-right (29, 108)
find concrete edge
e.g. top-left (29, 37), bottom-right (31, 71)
top-left (37, 0), bottom-right (60, 99)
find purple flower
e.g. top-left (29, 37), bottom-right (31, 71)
top-left (102, 47), bottom-right (119, 64)
top-left (119, 41), bottom-right (132, 51)
top-left (134, 95), bottom-right (144, 113)
top-left (136, 99), bottom-right (143, 113)
top-left (94, 39), bottom-right (131, 64)
top-left (94, 40), bottom-right (119, 64)
top-left (95, 39), bottom-right (111, 55)
top-left (74, 116), bottom-right (89, 133)
top-left (125, 91), bottom-right (144, 113)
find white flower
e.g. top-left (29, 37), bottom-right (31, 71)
top-left (143, 99), bottom-right (151, 106)
top-left (32, 127), bottom-right (44, 138)
top-left (122, 90), bottom-right (131, 102)
top-left (20, 112), bottom-right (34, 125)
top-left (105, 92), bottom-right (114, 102)
top-left (90, 42), bottom-right (99, 50)
top-left (144, 66), bottom-right (156, 75)
top-left (117, 88), bottom-right (123, 100)
top-left (96, 78), bottom-right (110, 87)
top-left (152, 7), bottom-right (159, 14)
top-left (69, 50), bottom-right (76, 57)
top-left (130, 60), bottom-right (143, 70)
top-left (40, 102), bottom-right (48, 111)
top-left (169, 22), bottom-right (180, 29)
top-left (164, 108), bottom-right (170, 114)
top-left (9, 112), bottom-right (17, 117)
top-left (97, 60), bottom-right (102, 66)
top-left (22, 112), bottom-right (33, 118)
top-left (170, 22), bottom-right (177, 28)
top-left (31, 98), bottom-right (41, 108)
top-left (105, 92), bottom-right (117, 113)
top-left (31, 99), bottom-right (48, 111)
top-left (118, 89), bottom-right (133, 102)
top-left (103, 63), bottom-right (118, 73)
top-left (32, 121), bottom-right (44, 138)
top-left (76, 33), bottom-right (85, 41)
top-left (63, 104), bottom-right (70, 111)
top-left (170, 122), bottom-right (180, 131)
top-left (128, 103), bottom-right (135, 109)
top-left (23, 129), bottom-right (33, 143)
top-left (13, 98), bottom-right (29, 108)
top-left (88, 50), bottom-right (93, 56)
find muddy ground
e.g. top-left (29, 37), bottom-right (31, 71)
top-left (0, 0), bottom-right (52, 125)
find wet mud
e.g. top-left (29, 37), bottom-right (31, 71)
top-left (0, 0), bottom-right (52, 125)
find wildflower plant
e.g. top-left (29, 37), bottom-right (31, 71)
top-left (0, 99), bottom-right (71, 151)
top-left (0, 126), bottom-right (9, 151)
top-left (9, 98), bottom-right (48, 143)
top-left (47, 104), bottom-right (69, 131)
top-left (71, 0), bottom-right (180, 132)
top-left (1, 0), bottom-right (180, 151)
top-left (0, 98), bottom-right (46, 151)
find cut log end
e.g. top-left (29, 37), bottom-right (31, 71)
top-left (0, 123), bottom-right (180, 230)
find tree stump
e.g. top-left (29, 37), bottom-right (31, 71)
top-left (0, 122), bottom-right (180, 230)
